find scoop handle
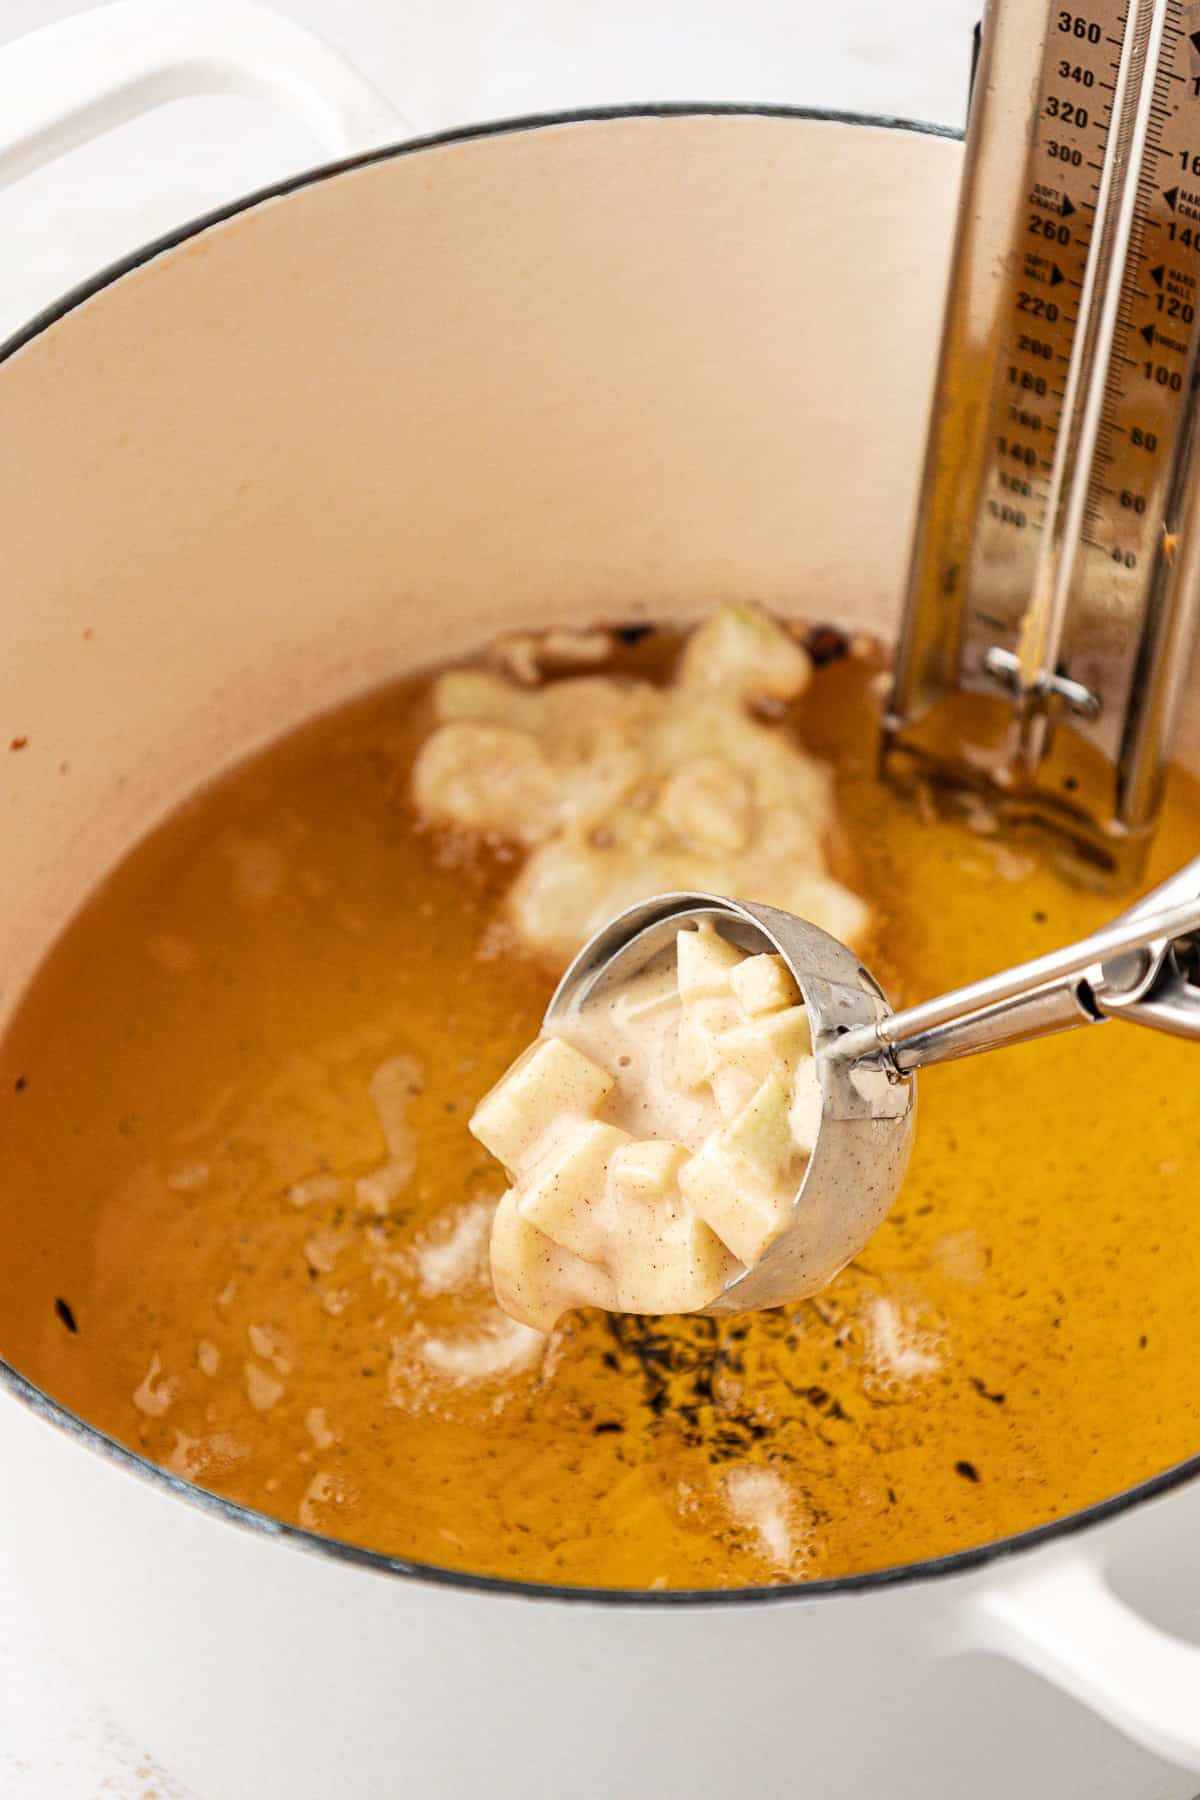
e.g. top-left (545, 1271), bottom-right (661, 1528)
top-left (833, 853), bottom-right (1200, 1074)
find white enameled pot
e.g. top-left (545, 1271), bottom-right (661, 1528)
top-left (1, 10), bottom-right (1199, 1798)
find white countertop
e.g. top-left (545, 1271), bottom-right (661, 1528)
top-left (7, 5), bottom-right (1180, 1797)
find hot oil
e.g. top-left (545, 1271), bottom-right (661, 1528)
top-left (2, 631), bottom-right (1199, 1590)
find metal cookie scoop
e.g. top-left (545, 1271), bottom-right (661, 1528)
top-left (545, 853), bottom-right (1200, 1316)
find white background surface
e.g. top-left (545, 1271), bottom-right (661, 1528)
top-left (0, 3), bottom-right (981, 1795)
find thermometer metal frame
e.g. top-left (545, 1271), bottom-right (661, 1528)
top-left (887, 0), bottom-right (1200, 880)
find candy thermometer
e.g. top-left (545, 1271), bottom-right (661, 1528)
top-left (888, 0), bottom-right (1200, 877)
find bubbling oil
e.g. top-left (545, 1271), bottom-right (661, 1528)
top-left (2, 630), bottom-right (1199, 1590)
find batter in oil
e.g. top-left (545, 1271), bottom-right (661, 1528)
top-left (2, 628), bottom-right (1199, 1589)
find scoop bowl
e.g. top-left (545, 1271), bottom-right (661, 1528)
top-left (544, 892), bottom-right (915, 1314)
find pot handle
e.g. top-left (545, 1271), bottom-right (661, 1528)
top-left (962, 1554), bottom-right (1200, 1772)
top-left (0, 0), bottom-right (405, 192)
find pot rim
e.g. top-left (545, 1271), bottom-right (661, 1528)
top-left (3, 100), bottom-right (1196, 1610)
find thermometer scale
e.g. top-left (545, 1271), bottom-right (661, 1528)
top-left (888, 0), bottom-right (1200, 878)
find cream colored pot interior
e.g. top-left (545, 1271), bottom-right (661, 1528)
top-left (6, 109), bottom-right (1200, 1800)
top-left (1, 108), bottom-right (1197, 1350)
top-left (0, 115), bottom-right (964, 1012)
top-left (7, 108), bottom-right (1197, 986)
